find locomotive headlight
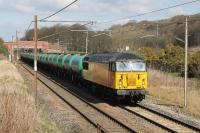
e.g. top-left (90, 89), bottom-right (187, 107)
top-left (119, 79), bottom-right (122, 87)
top-left (119, 80), bottom-right (122, 85)
top-left (142, 79), bottom-right (145, 86)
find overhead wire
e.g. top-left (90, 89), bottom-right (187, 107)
top-left (24, 0), bottom-right (200, 42)
top-left (38, 22), bottom-right (93, 41)
top-left (24, 0), bottom-right (199, 32)
top-left (23, 21), bottom-right (34, 40)
top-left (96, 0), bottom-right (200, 24)
top-left (39, 20), bottom-right (94, 23)
top-left (37, 18), bottom-right (200, 41)
top-left (39, 0), bottom-right (78, 21)
top-left (107, 17), bottom-right (200, 35)
top-left (24, 0), bottom-right (78, 40)
top-left (25, 21), bottom-right (33, 34)
top-left (108, 18), bottom-right (200, 44)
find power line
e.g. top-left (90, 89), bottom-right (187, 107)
top-left (25, 20), bottom-right (93, 33)
top-left (107, 18), bottom-right (200, 38)
top-left (25, 21), bottom-right (33, 33)
top-left (39, 0), bottom-right (78, 21)
top-left (159, 18), bottom-right (200, 28)
top-left (104, 17), bottom-right (200, 34)
top-left (189, 16), bottom-right (200, 19)
top-left (25, 18), bottom-right (200, 41)
top-left (38, 22), bottom-right (93, 41)
top-left (39, 20), bottom-right (94, 23)
top-left (38, 20), bottom-right (200, 40)
top-left (97, 0), bottom-right (200, 24)
top-left (189, 18), bottom-right (200, 22)
top-left (24, 0), bottom-right (78, 39)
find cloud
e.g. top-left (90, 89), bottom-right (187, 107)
top-left (0, 0), bottom-right (36, 14)
top-left (68, 0), bottom-right (153, 15)
top-left (0, 0), bottom-right (153, 16)
top-left (1, 0), bottom-right (199, 41)
top-left (0, 0), bottom-right (75, 15)
top-left (125, 0), bottom-right (152, 13)
top-left (0, 20), bottom-right (25, 40)
top-left (14, 4), bottom-right (36, 14)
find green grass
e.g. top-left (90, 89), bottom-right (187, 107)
top-left (37, 107), bottom-right (60, 133)
top-left (0, 44), bottom-right (8, 57)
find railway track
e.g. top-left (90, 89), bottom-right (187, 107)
top-left (119, 104), bottom-right (200, 133)
top-left (19, 62), bottom-right (200, 133)
top-left (19, 62), bottom-right (136, 133)
top-left (137, 103), bottom-right (200, 132)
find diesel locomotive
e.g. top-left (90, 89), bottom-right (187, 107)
top-left (21, 52), bottom-right (148, 103)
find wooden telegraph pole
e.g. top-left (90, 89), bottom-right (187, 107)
top-left (34, 15), bottom-right (38, 106)
top-left (11, 36), bottom-right (14, 62)
top-left (16, 31), bottom-right (19, 62)
top-left (184, 16), bottom-right (188, 107)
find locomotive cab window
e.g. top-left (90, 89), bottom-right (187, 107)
top-left (83, 62), bottom-right (89, 70)
top-left (109, 62), bottom-right (116, 72)
top-left (116, 61), bottom-right (146, 72)
top-left (83, 57), bottom-right (89, 70)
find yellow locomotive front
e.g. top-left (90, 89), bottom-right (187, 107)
top-left (109, 60), bottom-right (148, 102)
top-left (112, 61), bottom-right (147, 89)
top-left (82, 52), bottom-right (148, 102)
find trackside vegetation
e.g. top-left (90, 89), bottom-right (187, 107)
top-left (0, 38), bottom-right (8, 57)
top-left (138, 44), bottom-right (200, 79)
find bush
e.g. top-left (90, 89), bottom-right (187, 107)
top-left (138, 44), bottom-right (184, 72)
top-left (0, 38), bottom-right (8, 57)
top-left (188, 51), bottom-right (200, 78)
top-left (161, 44), bottom-right (184, 66)
top-left (137, 47), bottom-right (164, 64)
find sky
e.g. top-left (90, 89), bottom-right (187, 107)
top-left (0, 0), bottom-right (200, 41)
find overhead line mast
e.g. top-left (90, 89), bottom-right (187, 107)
top-left (33, 15), bottom-right (38, 106)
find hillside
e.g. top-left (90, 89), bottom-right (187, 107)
top-left (110, 13), bottom-right (200, 51)
top-left (22, 13), bottom-right (200, 53)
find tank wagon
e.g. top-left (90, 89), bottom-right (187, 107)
top-left (21, 52), bottom-right (148, 103)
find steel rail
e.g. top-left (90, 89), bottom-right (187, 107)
top-left (119, 105), bottom-right (177, 133)
top-left (137, 103), bottom-right (200, 132)
top-left (119, 104), bottom-right (200, 133)
top-left (20, 62), bottom-right (136, 133)
top-left (20, 60), bottom-right (200, 133)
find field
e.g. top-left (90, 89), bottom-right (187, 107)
top-left (147, 69), bottom-right (200, 118)
top-left (0, 59), bottom-right (58, 133)
top-left (0, 60), bottom-right (37, 133)
top-left (189, 46), bottom-right (200, 53)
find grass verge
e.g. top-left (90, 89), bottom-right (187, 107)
top-left (0, 60), bottom-right (59, 133)
top-left (147, 69), bottom-right (200, 118)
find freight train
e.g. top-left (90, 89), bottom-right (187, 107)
top-left (21, 52), bottom-right (148, 103)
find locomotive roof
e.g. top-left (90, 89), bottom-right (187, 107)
top-left (85, 52), bottom-right (143, 63)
